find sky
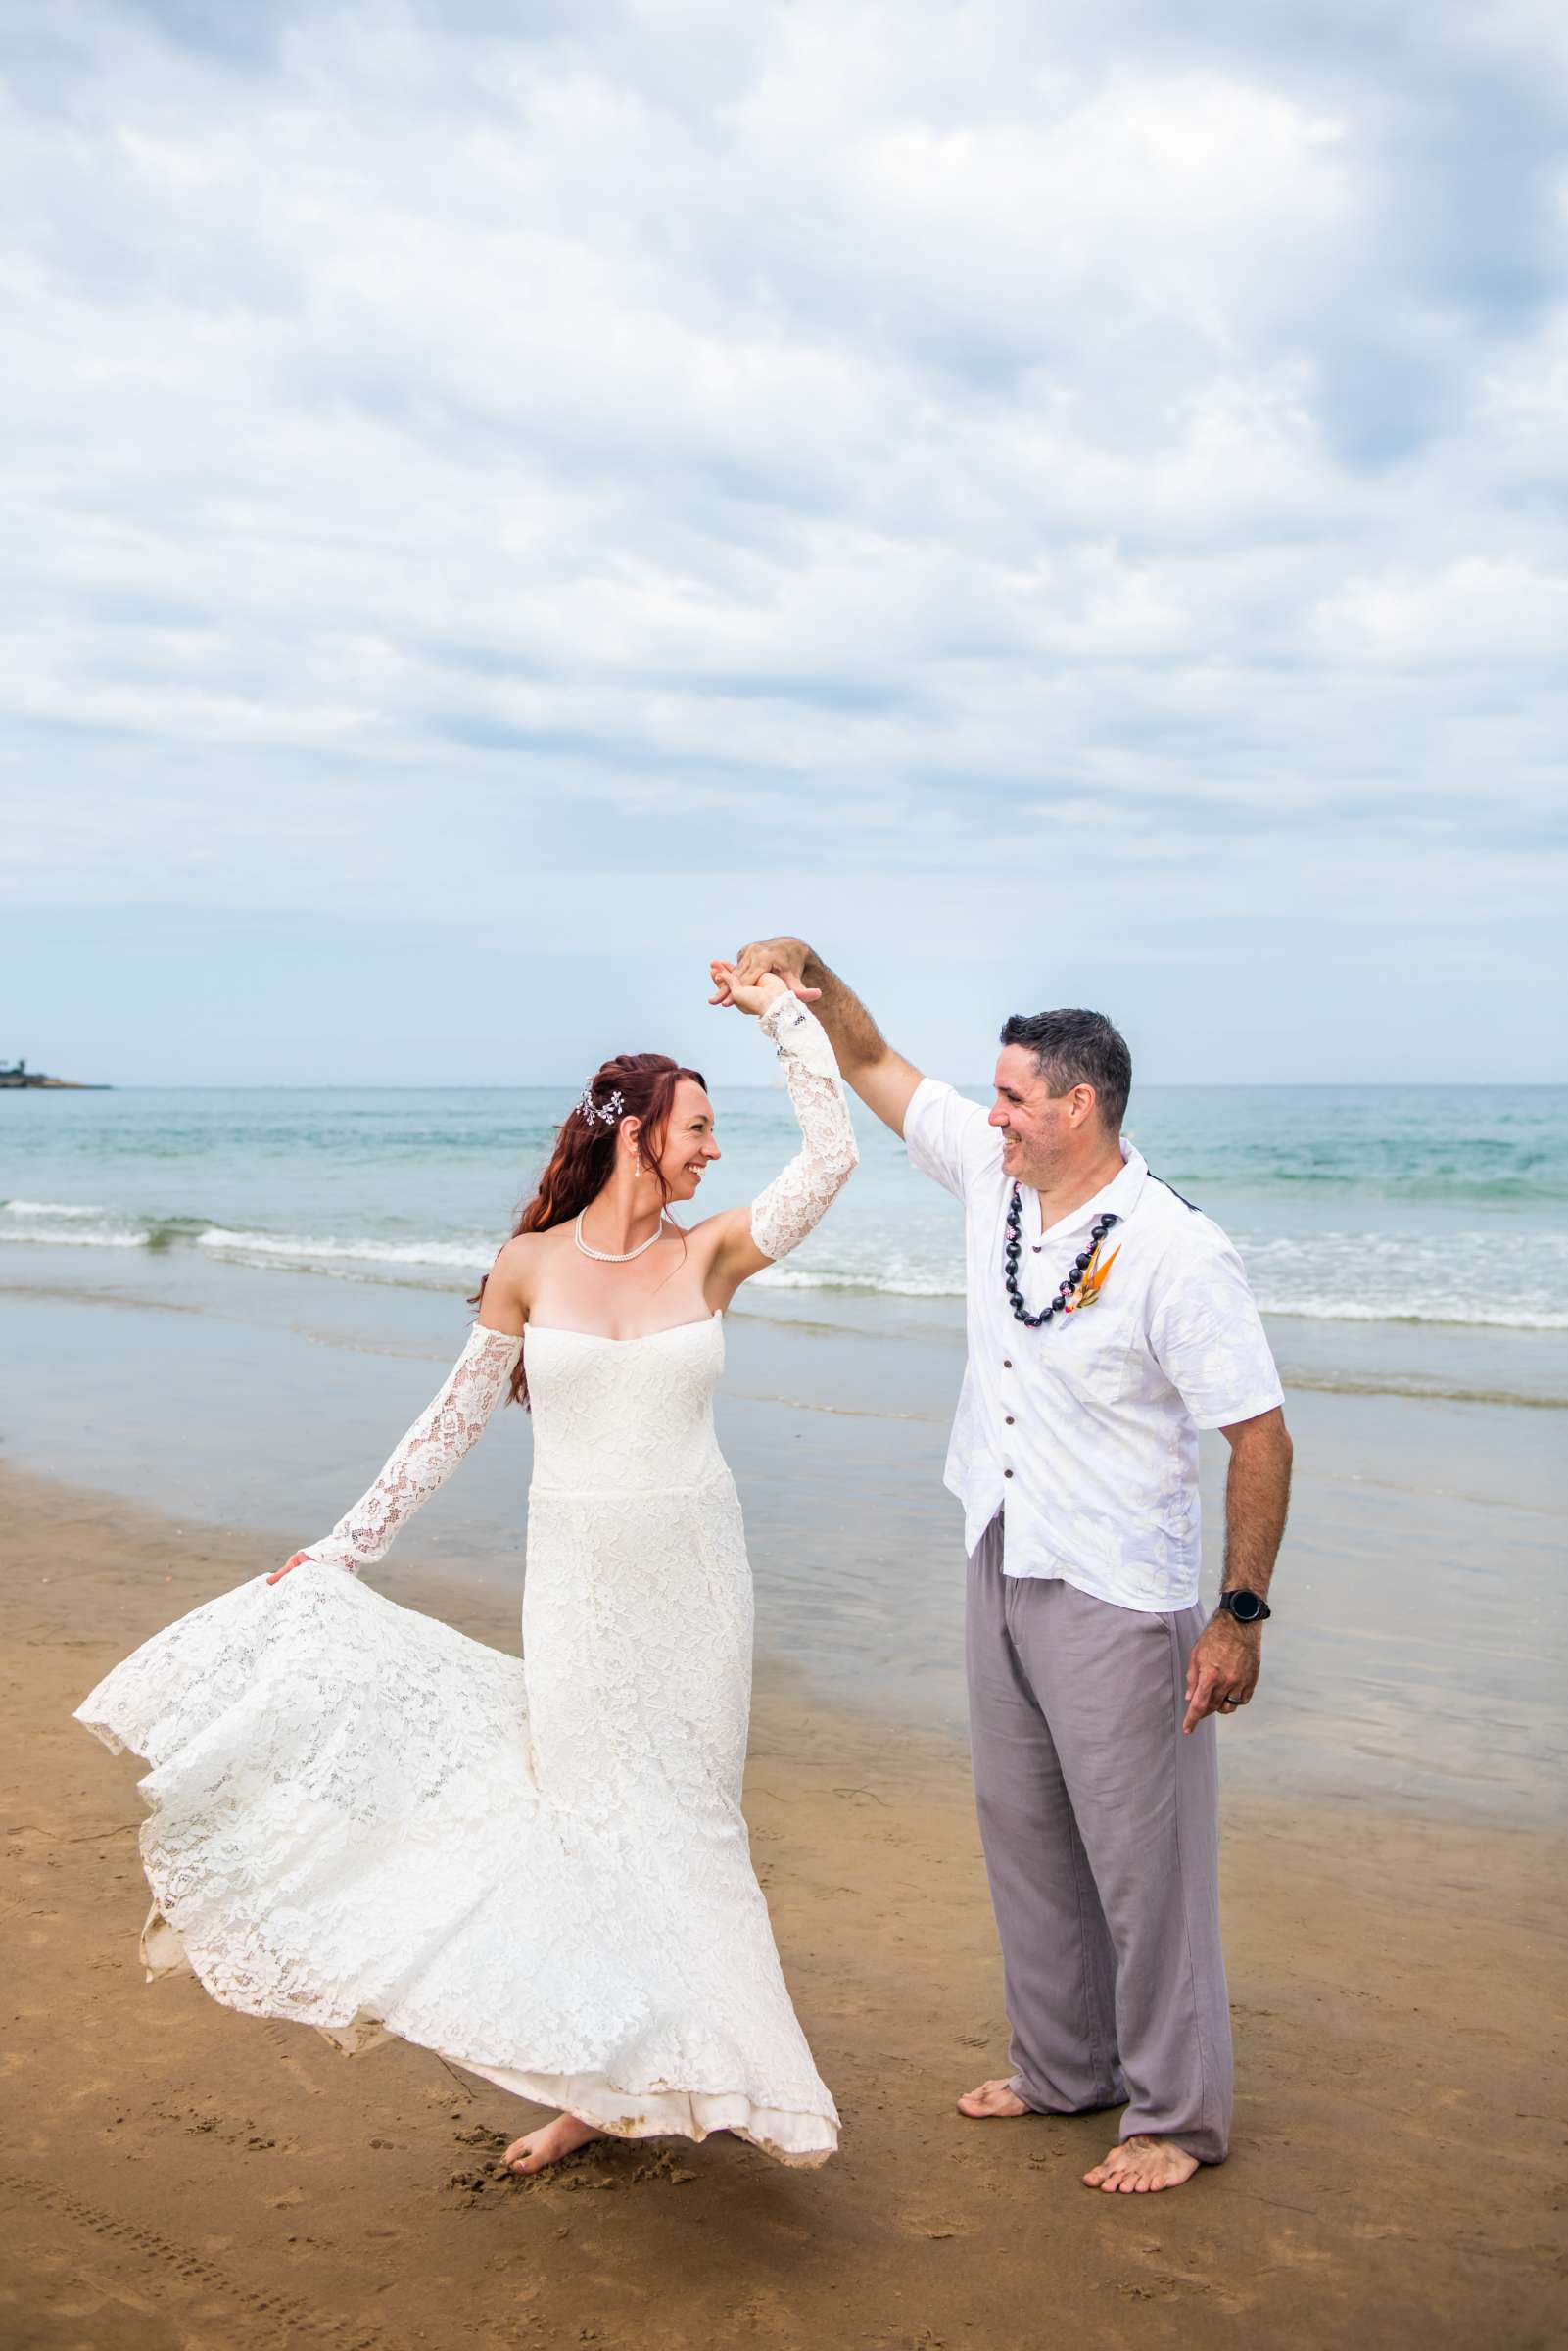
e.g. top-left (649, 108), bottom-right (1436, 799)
top-left (2, 0), bottom-right (1565, 1087)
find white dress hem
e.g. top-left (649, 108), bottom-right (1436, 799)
top-left (76, 1708), bottom-right (839, 2173)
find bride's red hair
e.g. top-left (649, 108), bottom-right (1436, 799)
top-left (474, 1052), bottom-right (707, 1408)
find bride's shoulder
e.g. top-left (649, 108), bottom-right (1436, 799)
top-left (488, 1228), bottom-right (557, 1295)
top-left (493, 1228), bottom-right (553, 1261)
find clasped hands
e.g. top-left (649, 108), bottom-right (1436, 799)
top-left (708, 946), bottom-right (820, 1018)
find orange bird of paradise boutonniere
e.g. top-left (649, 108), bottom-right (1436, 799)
top-left (1064, 1241), bottom-right (1120, 1314)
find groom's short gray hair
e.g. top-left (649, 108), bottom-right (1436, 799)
top-left (999, 1008), bottom-right (1131, 1132)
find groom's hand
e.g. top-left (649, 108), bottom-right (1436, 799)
top-left (1182, 1614), bottom-right (1262, 1734)
top-left (727, 936), bottom-right (820, 1002)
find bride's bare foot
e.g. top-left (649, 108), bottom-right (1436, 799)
top-left (1082, 2135), bottom-right (1201, 2193)
top-left (956, 2076), bottom-right (1031, 2119)
top-left (505, 2113), bottom-right (602, 2175)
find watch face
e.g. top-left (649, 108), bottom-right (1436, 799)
top-left (1227, 1591), bottom-right (1264, 1622)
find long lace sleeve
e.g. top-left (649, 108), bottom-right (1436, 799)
top-left (302, 1324), bottom-right (523, 1576)
top-left (749, 992), bottom-right (859, 1261)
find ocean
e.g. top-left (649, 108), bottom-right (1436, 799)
top-left (3, 1081), bottom-right (1564, 1819)
top-left (5, 1080), bottom-right (1568, 1337)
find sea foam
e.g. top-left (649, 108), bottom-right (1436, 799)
top-left (195, 1227), bottom-right (494, 1273)
top-left (3, 1200), bottom-right (108, 1218)
top-left (6, 1194), bottom-right (1567, 1330)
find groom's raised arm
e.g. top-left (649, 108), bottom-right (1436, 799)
top-left (728, 937), bottom-right (924, 1136)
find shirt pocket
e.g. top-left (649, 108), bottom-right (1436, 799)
top-left (1048, 1293), bottom-right (1141, 1408)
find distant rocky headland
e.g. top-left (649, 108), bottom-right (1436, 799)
top-left (1, 1058), bottom-right (111, 1091)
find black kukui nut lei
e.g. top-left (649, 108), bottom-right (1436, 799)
top-left (1003, 1189), bottom-right (1120, 1329)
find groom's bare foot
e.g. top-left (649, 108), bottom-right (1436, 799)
top-left (1082, 2135), bottom-right (1200, 2193)
top-left (957, 2077), bottom-right (1030, 2119)
top-left (505, 2113), bottom-right (602, 2175)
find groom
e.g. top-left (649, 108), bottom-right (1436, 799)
top-left (718, 939), bottom-right (1293, 2194)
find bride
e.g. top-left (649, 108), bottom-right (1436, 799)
top-left (75, 965), bottom-right (856, 2176)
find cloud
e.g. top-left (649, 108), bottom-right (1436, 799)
top-left (0, 0), bottom-right (1564, 1080)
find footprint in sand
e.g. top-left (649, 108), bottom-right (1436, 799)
top-left (897, 2212), bottom-right (972, 2241)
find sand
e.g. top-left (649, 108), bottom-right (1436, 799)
top-left (2, 1463), bottom-right (1563, 2351)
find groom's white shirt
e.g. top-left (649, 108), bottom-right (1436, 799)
top-left (904, 1079), bottom-right (1284, 1612)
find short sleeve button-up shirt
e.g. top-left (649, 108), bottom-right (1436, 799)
top-left (904, 1077), bottom-right (1284, 1612)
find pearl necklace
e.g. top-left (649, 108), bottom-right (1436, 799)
top-left (573, 1209), bottom-right (671, 1264)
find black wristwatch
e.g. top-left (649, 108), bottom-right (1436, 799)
top-left (1216, 1590), bottom-right (1271, 1625)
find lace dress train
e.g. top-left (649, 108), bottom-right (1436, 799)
top-left (75, 994), bottom-right (857, 2168)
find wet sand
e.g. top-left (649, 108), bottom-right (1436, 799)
top-left (3, 1268), bottom-right (1565, 1820)
top-left (3, 1464), bottom-right (1564, 2350)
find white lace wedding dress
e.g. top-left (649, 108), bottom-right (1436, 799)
top-left (75, 994), bottom-right (856, 2168)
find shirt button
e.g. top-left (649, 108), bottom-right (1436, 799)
top-left (1002, 1358), bottom-right (1012, 1369)
top-left (1003, 1467), bottom-right (1014, 1478)
top-left (1005, 1415), bottom-right (1015, 1425)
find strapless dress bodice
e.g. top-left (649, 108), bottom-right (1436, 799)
top-left (523, 1313), bottom-right (729, 1494)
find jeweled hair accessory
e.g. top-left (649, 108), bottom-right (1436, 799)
top-left (577, 1083), bottom-right (625, 1128)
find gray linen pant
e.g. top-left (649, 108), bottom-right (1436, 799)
top-left (966, 1511), bottom-right (1232, 2163)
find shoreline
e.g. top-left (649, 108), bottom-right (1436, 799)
top-left (8, 1444), bottom-right (1560, 1836)
top-left (3, 1256), bottom-right (1564, 1827)
top-left (3, 1462), bottom-right (1564, 2347)
top-left (7, 1259), bottom-right (1568, 1412)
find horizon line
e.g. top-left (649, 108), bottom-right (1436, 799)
top-left (7, 1079), bottom-right (1567, 1095)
